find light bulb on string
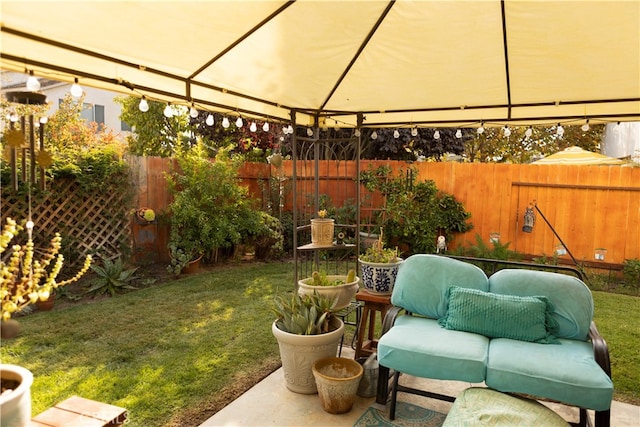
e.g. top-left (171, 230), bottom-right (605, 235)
top-left (434, 130), bottom-right (440, 140)
top-left (525, 126), bottom-right (533, 138)
top-left (235, 117), bottom-right (243, 128)
top-left (222, 117), bottom-right (230, 128)
top-left (163, 103), bottom-right (173, 118)
top-left (287, 124), bottom-right (294, 134)
top-left (371, 131), bottom-right (378, 140)
top-left (556, 123), bottom-right (564, 137)
top-left (206, 114), bottom-right (214, 126)
top-left (70, 78), bottom-right (83, 97)
top-left (581, 120), bottom-right (590, 132)
top-left (393, 130), bottom-right (400, 139)
top-left (455, 129), bottom-right (462, 139)
top-left (26, 71), bottom-right (40, 92)
top-left (262, 122), bottom-right (269, 132)
top-left (250, 122), bottom-right (257, 132)
top-left (503, 126), bottom-right (511, 137)
top-left (411, 127), bottom-right (418, 137)
top-left (354, 129), bottom-right (361, 137)
top-left (306, 127), bottom-right (314, 137)
top-left (477, 123), bottom-right (485, 134)
top-left (189, 104), bottom-right (199, 118)
top-left (138, 96), bottom-right (149, 112)
top-left (9, 112), bottom-right (19, 122)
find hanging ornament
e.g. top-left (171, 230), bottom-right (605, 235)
top-left (522, 205), bottom-right (536, 233)
top-left (36, 150), bottom-right (54, 168)
top-left (5, 129), bottom-right (25, 148)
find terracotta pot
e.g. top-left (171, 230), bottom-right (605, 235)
top-left (312, 357), bottom-right (363, 414)
top-left (182, 255), bottom-right (203, 274)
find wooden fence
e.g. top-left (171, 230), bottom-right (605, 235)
top-left (129, 156), bottom-right (640, 268)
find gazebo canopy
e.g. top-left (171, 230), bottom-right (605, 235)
top-left (1, 0), bottom-right (639, 128)
top-left (532, 146), bottom-right (626, 165)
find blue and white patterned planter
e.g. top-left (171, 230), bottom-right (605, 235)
top-left (358, 258), bottom-right (403, 295)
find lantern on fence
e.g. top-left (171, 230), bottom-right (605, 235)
top-left (522, 204), bottom-right (536, 233)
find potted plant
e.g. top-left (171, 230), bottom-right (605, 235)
top-left (358, 228), bottom-right (403, 295)
top-left (297, 269), bottom-right (359, 311)
top-left (134, 207), bottom-right (156, 224)
top-left (0, 217), bottom-right (92, 425)
top-left (271, 292), bottom-right (344, 394)
top-left (310, 209), bottom-right (334, 247)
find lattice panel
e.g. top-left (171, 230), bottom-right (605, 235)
top-left (1, 178), bottom-right (131, 271)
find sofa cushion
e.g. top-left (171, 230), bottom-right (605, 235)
top-left (438, 286), bottom-right (559, 344)
top-left (391, 254), bottom-right (489, 319)
top-left (442, 387), bottom-right (569, 427)
top-left (486, 338), bottom-right (613, 411)
top-left (377, 315), bottom-right (488, 383)
top-left (488, 269), bottom-right (593, 341)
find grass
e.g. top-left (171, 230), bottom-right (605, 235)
top-left (1, 261), bottom-right (296, 426)
top-left (2, 262), bottom-right (638, 426)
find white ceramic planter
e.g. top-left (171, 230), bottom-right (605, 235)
top-left (297, 276), bottom-right (360, 311)
top-left (272, 317), bottom-right (344, 394)
top-left (0, 364), bottom-right (33, 427)
top-left (359, 258), bottom-right (403, 295)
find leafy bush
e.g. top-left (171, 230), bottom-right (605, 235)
top-left (622, 258), bottom-right (640, 290)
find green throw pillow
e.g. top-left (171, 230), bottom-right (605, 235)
top-left (438, 286), bottom-right (559, 344)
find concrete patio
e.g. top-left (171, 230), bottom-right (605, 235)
top-left (200, 347), bottom-right (640, 427)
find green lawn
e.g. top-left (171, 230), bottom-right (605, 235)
top-left (2, 262), bottom-right (638, 427)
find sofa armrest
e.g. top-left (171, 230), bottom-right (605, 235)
top-left (381, 305), bottom-right (405, 336)
top-left (589, 321), bottom-right (611, 378)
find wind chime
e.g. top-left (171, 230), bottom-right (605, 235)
top-left (3, 91), bottom-right (52, 191)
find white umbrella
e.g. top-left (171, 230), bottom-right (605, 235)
top-left (533, 146), bottom-right (625, 165)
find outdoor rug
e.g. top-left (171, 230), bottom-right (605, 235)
top-left (353, 401), bottom-right (447, 427)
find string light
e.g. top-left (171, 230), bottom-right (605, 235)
top-left (189, 103), bottom-right (199, 118)
top-left (26, 71), bottom-right (40, 92)
top-left (250, 122), bottom-right (257, 132)
top-left (354, 129), bottom-right (361, 137)
top-left (206, 114), bottom-right (214, 126)
top-left (70, 78), bottom-right (83, 97)
top-left (477, 122), bottom-right (485, 134)
top-left (411, 127), bottom-right (418, 137)
top-left (525, 126), bottom-right (533, 138)
top-left (581, 120), bottom-right (590, 132)
top-left (262, 122), bottom-right (269, 132)
top-left (455, 129), bottom-right (462, 139)
top-left (307, 127), bottom-right (314, 137)
top-left (138, 96), bottom-right (149, 112)
top-left (434, 130), bottom-right (440, 140)
top-left (163, 103), bottom-right (173, 118)
top-left (393, 130), bottom-right (400, 139)
top-left (222, 117), bottom-right (230, 128)
top-left (39, 116), bottom-right (48, 124)
top-left (235, 117), bottom-right (243, 128)
top-left (556, 123), bottom-right (564, 137)
top-left (287, 124), bottom-right (294, 134)
top-left (503, 126), bottom-right (511, 137)
top-left (371, 131), bottom-right (378, 140)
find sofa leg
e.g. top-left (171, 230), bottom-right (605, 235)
top-left (594, 409), bottom-right (610, 427)
top-left (376, 365), bottom-right (390, 405)
top-left (389, 371), bottom-right (400, 421)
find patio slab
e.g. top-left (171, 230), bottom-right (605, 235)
top-left (200, 348), bottom-right (639, 426)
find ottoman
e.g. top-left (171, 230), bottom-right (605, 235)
top-left (443, 387), bottom-right (569, 426)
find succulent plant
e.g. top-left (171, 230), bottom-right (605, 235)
top-left (272, 291), bottom-right (338, 335)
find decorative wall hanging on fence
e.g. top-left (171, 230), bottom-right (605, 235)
top-left (522, 204), bottom-right (536, 233)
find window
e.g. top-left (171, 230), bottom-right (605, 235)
top-left (59, 99), bottom-right (105, 127)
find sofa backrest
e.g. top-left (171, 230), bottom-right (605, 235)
top-left (391, 254), bottom-right (489, 319)
top-left (488, 269), bottom-right (593, 341)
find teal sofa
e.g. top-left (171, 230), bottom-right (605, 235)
top-left (377, 254), bottom-right (613, 427)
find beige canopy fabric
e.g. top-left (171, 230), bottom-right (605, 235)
top-left (1, 1), bottom-right (639, 129)
top-left (532, 146), bottom-right (626, 165)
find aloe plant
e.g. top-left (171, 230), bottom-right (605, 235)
top-left (272, 292), bottom-right (338, 335)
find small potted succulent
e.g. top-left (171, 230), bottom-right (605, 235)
top-left (310, 209), bottom-right (334, 247)
top-left (135, 207), bottom-right (156, 224)
top-left (297, 269), bottom-right (359, 311)
top-left (358, 228), bottom-right (403, 295)
top-left (271, 291), bottom-right (344, 394)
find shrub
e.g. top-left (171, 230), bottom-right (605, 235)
top-left (622, 258), bottom-right (640, 290)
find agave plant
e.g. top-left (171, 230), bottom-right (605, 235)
top-left (86, 257), bottom-right (139, 297)
top-left (272, 291), bottom-right (338, 335)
